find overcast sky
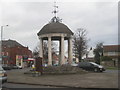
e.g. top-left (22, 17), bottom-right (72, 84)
top-left (0, 0), bottom-right (118, 52)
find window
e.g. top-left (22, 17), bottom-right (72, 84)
top-left (108, 52), bottom-right (118, 56)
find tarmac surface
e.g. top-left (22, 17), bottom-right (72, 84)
top-left (6, 68), bottom-right (118, 89)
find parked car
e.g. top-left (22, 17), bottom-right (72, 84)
top-left (0, 65), bottom-right (7, 83)
top-left (78, 62), bottom-right (105, 72)
top-left (10, 65), bottom-right (19, 69)
top-left (17, 65), bottom-right (22, 69)
top-left (71, 63), bottom-right (78, 67)
top-left (2, 64), bottom-right (12, 70)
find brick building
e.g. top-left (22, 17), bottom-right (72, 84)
top-left (103, 45), bottom-right (120, 66)
top-left (2, 39), bottom-right (32, 66)
top-left (103, 45), bottom-right (120, 59)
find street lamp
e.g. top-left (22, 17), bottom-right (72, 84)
top-left (99, 52), bottom-right (102, 65)
top-left (0, 25), bottom-right (9, 64)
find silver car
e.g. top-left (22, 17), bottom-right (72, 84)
top-left (0, 65), bottom-right (7, 83)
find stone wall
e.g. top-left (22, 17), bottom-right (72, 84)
top-left (101, 61), bottom-right (118, 67)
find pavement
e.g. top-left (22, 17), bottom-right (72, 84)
top-left (6, 68), bottom-right (118, 89)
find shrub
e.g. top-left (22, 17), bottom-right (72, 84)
top-left (101, 56), bottom-right (112, 61)
top-left (43, 64), bottom-right (87, 74)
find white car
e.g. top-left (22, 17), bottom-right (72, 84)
top-left (71, 63), bottom-right (78, 67)
top-left (17, 66), bottom-right (22, 69)
top-left (0, 65), bottom-right (7, 83)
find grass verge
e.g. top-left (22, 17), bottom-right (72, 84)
top-left (106, 67), bottom-right (118, 70)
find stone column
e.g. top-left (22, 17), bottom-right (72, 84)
top-left (39, 38), bottom-right (43, 58)
top-left (68, 37), bottom-right (73, 64)
top-left (60, 36), bottom-right (65, 65)
top-left (59, 39), bottom-right (61, 65)
top-left (48, 36), bottom-right (52, 66)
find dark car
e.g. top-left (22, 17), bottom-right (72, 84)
top-left (10, 65), bottom-right (19, 69)
top-left (2, 64), bottom-right (12, 70)
top-left (78, 62), bottom-right (105, 72)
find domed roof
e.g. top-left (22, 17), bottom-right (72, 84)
top-left (37, 22), bottom-right (73, 36)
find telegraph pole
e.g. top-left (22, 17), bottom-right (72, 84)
top-left (0, 25), bottom-right (8, 64)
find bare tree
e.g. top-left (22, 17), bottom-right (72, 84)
top-left (73, 28), bottom-right (88, 62)
top-left (33, 41), bottom-right (58, 58)
top-left (33, 43), bottom-right (40, 57)
top-left (43, 41), bottom-right (48, 59)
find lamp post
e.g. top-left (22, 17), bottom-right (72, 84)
top-left (0, 25), bottom-right (9, 65)
top-left (99, 52), bottom-right (102, 65)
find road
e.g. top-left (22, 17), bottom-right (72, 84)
top-left (2, 82), bottom-right (119, 90)
top-left (6, 68), bottom-right (30, 72)
top-left (2, 83), bottom-right (95, 90)
top-left (104, 70), bottom-right (118, 73)
top-left (2, 68), bottom-right (118, 90)
top-left (2, 83), bottom-right (64, 89)
top-left (2, 83), bottom-right (107, 90)
top-left (3, 68), bottom-right (64, 89)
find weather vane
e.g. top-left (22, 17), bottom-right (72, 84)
top-left (52, 1), bottom-right (58, 18)
top-left (50, 1), bottom-right (62, 23)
